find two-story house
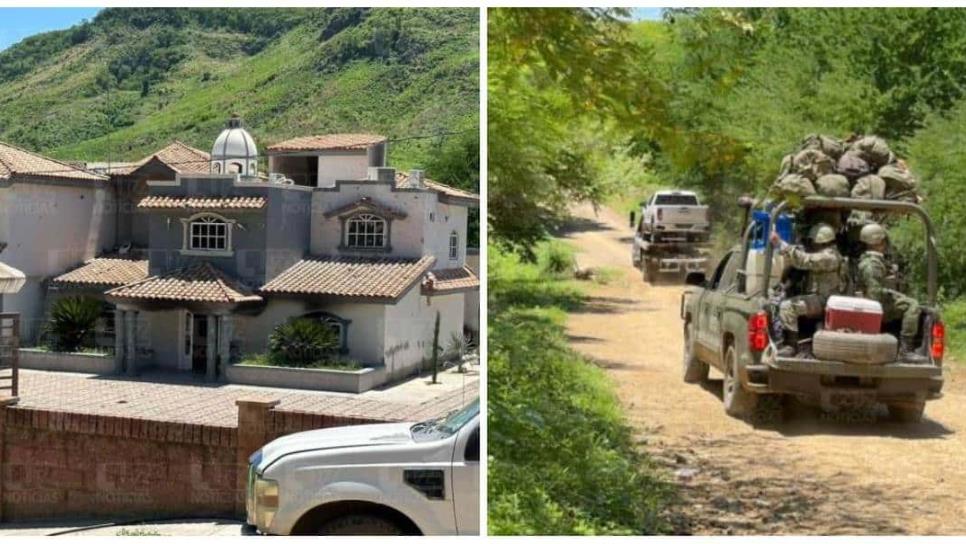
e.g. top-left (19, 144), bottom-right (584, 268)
top-left (48, 116), bottom-right (479, 387)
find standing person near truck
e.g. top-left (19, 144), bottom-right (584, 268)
top-left (856, 223), bottom-right (925, 362)
top-left (769, 223), bottom-right (844, 356)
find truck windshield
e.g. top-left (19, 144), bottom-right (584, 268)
top-left (655, 194), bottom-right (698, 206)
top-left (410, 398), bottom-right (479, 442)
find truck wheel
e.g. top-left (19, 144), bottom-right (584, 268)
top-left (723, 345), bottom-right (758, 419)
top-left (316, 514), bottom-right (404, 535)
top-left (643, 262), bottom-right (659, 284)
top-left (682, 321), bottom-right (708, 383)
top-left (886, 401), bottom-right (925, 423)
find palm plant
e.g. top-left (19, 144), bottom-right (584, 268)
top-left (268, 318), bottom-right (339, 367)
top-left (46, 296), bottom-right (103, 352)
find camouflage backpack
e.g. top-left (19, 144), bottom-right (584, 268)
top-left (877, 162), bottom-right (920, 202)
top-left (849, 136), bottom-right (894, 169)
top-left (770, 173), bottom-right (816, 207)
top-left (800, 134), bottom-right (845, 159)
top-left (836, 150), bottom-right (871, 180)
top-left (814, 174), bottom-right (850, 198)
top-left (791, 149), bottom-right (835, 180)
top-left (848, 174), bottom-right (887, 227)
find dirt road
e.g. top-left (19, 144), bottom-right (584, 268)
top-left (561, 203), bottom-right (966, 535)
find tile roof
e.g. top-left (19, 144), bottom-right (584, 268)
top-left (0, 141), bottom-right (107, 183)
top-left (105, 262), bottom-right (261, 304)
top-left (267, 133), bottom-right (387, 153)
top-left (53, 258), bottom-right (149, 288)
top-left (137, 196), bottom-right (267, 210)
top-left (262, 255), bottom-right (435, 300)
top-left (113, 141), bottom-right (211, 176)
top-left (422, 266), bottom-right (480, 295)
top-left (395, 171), bottom-right (479, 205)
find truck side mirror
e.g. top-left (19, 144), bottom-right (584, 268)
top-left (629, 211), bottom-right (636, 228)
top-left (685, 271), bottom-right (706, 287)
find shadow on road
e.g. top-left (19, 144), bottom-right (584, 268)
top-left (696, 378), bottom-right (953, 440)
top-left (555, 216), bottom-right (614, 237)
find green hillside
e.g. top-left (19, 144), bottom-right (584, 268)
top-left (0, 8), bottom-right (479, 174)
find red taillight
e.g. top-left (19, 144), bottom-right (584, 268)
top-left (748, 311), bottom-right (769, 352)
top-left (931, 321), bottom-right (945, 360)
top-left (657, 208), bottom-right (663, 221)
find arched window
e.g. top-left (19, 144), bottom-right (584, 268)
top-left (449, 231), bottom-right (460, 261)
top-left (303, 311), bottom-right (350, 353)
top-left (212, 162), bottom-right (222, 174)
top-left (183, 213), bottom-right (233, 253)
top-left (228, 162), bottom-right (243, 174)
top-left (345, 213), bottom-right (387, 249)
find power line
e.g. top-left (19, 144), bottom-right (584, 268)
top-left (0, 128), bottom-right (476, 178)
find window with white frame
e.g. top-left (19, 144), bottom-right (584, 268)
top-left (187, 214), bottom-right (231, 252)
top-left (345, 213), bottom-right (387, 249)
top-left (449, 230), bottom-right (459, 260)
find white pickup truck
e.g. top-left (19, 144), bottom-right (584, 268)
top-left (246, 398), bottom-right (479, 536)
top-left (640, 190), bottom-right (710, 243)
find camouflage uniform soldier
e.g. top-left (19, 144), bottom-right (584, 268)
top-left (857, 223), bottom-right (925, 362)
top-left (769, 223), bottom-right (844, 356)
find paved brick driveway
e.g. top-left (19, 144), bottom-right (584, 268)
top-left (14, 366), bottom-right (479, 427)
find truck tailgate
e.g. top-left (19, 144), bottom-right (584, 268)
top-left (656, 205), bottom-right (707, 225)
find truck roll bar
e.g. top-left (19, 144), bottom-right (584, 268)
top-left (762, 197), bottom-right (938, 307)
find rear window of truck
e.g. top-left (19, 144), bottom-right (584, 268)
top-left (654, 194), bottom-right (699, 206)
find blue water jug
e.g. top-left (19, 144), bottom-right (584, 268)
top-left (750, 211), bottom-right (793, 249)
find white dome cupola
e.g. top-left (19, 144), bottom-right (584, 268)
top-left (211, 114), bottom-right (258, 176)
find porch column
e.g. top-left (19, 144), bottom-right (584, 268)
top-left (124, 311), bottom-right (137, 377)
top-left (218, 315), bottom-right (233, 378)
top-left (206, 315), bottom-right (217, 382)
top-left (114, 310), bottom-right (125, 375)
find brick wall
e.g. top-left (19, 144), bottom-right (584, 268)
top-left (0, 397), bottom-right (387, 524)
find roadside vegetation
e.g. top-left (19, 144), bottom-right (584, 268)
top-left (489, 6), bottom-right (966, 531)
top-left (488, 243), bottom-right (671, 535)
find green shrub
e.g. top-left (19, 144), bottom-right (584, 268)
top-left (538, 240), bottom-right (575, 277)
top-left (268, 318), bottom-right (340, 367)
top-left (240, 351), bottom-right (361, 371)
top-left (488, 244), bottom-right (670, 535)
top-left (45, 296), bottom-right (103, 353)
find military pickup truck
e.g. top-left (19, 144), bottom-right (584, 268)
top-left (680, 197), bottom-right (944, 423)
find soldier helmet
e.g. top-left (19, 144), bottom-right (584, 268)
top-left (807, 223), bottom-right (836, 245)
top-left (860, 223), bottom-right (888, 245)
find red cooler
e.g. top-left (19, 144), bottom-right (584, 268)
top-left (825, 295), bottom-right (883, 334)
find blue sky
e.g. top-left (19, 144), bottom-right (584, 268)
top-left (633, 8), bottom-right (664, 21)
top-left (0, 8), bottom-right (101, 52)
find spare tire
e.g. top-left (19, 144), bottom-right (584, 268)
top-left (812, 330), bottom-right (897, 365)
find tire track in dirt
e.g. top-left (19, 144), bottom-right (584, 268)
top-left (560, 203), bottom-right (966, 535)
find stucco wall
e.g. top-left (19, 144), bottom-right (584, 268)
top-left (383, 288), bottom-right (464, 381)
top-left (237, 298), bottom-right (387, 367)
top-left (0, 181), bottom-right (112, 340)
top-left (316, 151), bottom-right (368, 188)
top-left (145, 309), bottom-right (185, 371)
top-left (426, 201), bottom-right (468, 269)
top-left (311, 182), bottom-right (432, 259)
top-left (144, 176), bottom-right (311, 288)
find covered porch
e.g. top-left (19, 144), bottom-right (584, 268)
top-left (105, 262), bottom-right (262, 381)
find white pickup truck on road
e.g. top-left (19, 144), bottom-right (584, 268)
top-left (246, 398), bottom-right (480, 536)
top-left (640, 189), bottom-right (710, 243)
